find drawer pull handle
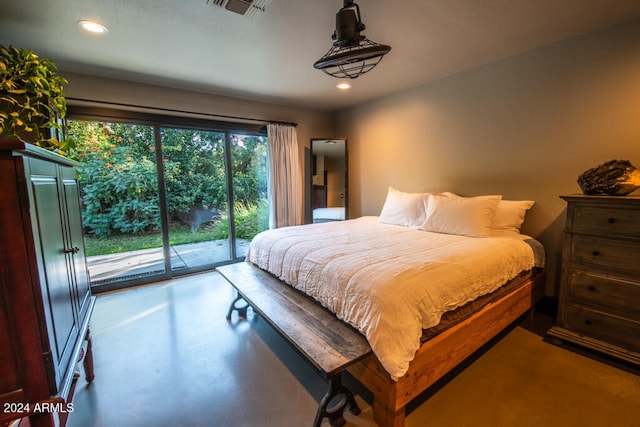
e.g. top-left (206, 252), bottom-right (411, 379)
top-left (591, 250), bottom-right (600, 256)
top-left (584, 319), bottom-right (592, 326)
top-left (607, 217), bottom-right (616, 224)
top-left (587, 285), bottom-right (596, 292)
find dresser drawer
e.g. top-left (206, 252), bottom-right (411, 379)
top-left (571, 235), bottom-right (640, 276)
top-left (570, 205), bottom-right (640, 238)
top-left (568, 270), bottom-right (640, 316)
top-left (565, 305), bottom-right (640, 352)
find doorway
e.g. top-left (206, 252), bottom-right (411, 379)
top-left (310, 138), bottom-right (347, 223)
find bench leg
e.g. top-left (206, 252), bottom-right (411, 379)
top-left (313, 372), bottom-right (361, 427)
top-left (226, 292), bottom-right (250, 321)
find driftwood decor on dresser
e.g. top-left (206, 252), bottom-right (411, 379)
top-left (577, 159), bottom-right (640, 196)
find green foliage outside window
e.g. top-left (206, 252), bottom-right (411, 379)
top-left (67, 120), bottom-right (268, 244)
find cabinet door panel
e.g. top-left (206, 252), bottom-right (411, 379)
top-left (30, 175), bottom-right (78, 388)
top-left (62, 172), bottom-right (91, 318)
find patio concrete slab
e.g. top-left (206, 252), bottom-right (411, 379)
top-left (86, 239), bottom-right (249, 284)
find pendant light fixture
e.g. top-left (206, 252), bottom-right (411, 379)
top-left (314, 0), bottom-right (391, 79)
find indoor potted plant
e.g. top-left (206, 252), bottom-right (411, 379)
top-left (0, 45), bottom-right (73, 155)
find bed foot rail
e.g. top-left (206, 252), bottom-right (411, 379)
top-left (226, 292), bottom-right (250, 320)
top-left (313, 372), bottom-right (361, 427)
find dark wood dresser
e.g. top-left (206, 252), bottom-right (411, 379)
top-left (0, 141), bottom-right (95, 427)
top-left (548, 194), bottom-right (640, 366)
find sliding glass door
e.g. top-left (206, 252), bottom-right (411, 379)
top-left (68, 121), bottom-right (166, 287)
top-left (67, 113), bottom-right (268, 291)
top-left (161, 127), bottom-right (232, 272)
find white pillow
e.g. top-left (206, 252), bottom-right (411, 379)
top-left (379, 187), bottom-right (429, 228)
top-left (421, 194), bottom-right (502, 237)
top-left (491, 200), bottom-right (535, 235)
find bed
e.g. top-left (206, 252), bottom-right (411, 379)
top-left (233, 189), bottom-right (546, 426)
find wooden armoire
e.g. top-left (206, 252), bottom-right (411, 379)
top-left (0, 141), bottom-right (95, 427)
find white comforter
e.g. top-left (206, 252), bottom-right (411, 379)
top-left (246, 216), bottom-right (543, 380)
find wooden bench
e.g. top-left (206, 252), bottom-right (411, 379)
top-left (217, 262), bottom-right (372, 427)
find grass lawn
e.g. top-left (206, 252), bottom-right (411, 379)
top-left (83, 224), bottom-right (225, 256)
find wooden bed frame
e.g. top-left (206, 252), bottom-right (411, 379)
top-left (219, 262), bottom-right (545, 427)
top-left (347, 269), bottom-right (545, 426)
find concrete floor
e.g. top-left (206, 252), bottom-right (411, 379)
top-left (66, 272), bottom-right (640, 427)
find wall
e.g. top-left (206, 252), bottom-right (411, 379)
top-left (335, 19), bottom-right (640, 295)
top-left (63, 72), bottom-right (334, 141)
top-left (63, 72), bottom-right (333, 162)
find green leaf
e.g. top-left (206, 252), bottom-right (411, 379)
top-left (1, 44), bottom-right (71, 155)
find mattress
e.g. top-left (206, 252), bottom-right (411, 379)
top-left (420, 268), bottom-right (539, 342)
top-left (246, 216), bottom-right (544, 380)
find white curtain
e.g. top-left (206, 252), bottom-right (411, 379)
top-left (267, 123), bottom-right (303, 228)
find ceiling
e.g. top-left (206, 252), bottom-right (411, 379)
top-left (2, 0), bottom-right (640, 112)
top-left (312, 139), bottom-right (346, 158)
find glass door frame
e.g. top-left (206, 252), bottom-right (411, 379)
top-left (68, 106), bottom-right (266, 292)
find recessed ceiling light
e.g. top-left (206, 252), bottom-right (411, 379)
top-left (78, 20), bottom-right (109, 34)
top-left (336, 82), bottom-right (351, 90)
